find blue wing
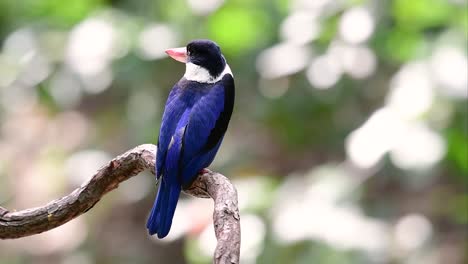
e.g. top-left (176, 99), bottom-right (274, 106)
top-left (179, 74), bottom-right (235, 186)
top-left (156, 84), bottom-right (187, 178)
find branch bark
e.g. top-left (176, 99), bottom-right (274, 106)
top-left (0, 144), bottom-right (241, 264)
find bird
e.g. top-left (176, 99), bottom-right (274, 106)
top-left (147, 39), bottom-right (235, 238)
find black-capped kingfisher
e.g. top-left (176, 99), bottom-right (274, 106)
top-left (147, 40), bottom-right (235, 238)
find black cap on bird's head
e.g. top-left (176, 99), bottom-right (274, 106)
top-left (165, 39), bottom-right (226, 78)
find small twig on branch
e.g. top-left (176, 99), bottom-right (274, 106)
top-left (0, 144), bottom-right (240, 264)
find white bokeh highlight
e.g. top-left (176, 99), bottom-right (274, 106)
top-left (390, 123), bottom-right (446, 170)
top-left (187, 0), bottom-right (225, 15)
top-left (346, 107), bottom-right (406, 168)
top-left (430, 46), bottom-right (468, 98)
top-left (306, 54), bottom-right (342, 89)
top-left (256, 43), bottom-right (311, 79)
top-left (272, 167), bottom-right (390, 252)
top-left (64, 150), bottom-right (112, 187)
top-left (394, 214), bottom-right (432, 251)
top-left (280, 11), bottom-right (321, 45)
top-left (341, 45), bottom-right (377, 79)
top-left (387, 62), bottom-right (434, 119)
top-left (66, 18), bottom-right (117, 76)
top-left (138, 24), bottom-right (179, 60)
top-left (339, 7), bottom-right (374, 44)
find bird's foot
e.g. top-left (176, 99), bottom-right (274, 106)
top-left (199, 168), bottom-right (209, 175)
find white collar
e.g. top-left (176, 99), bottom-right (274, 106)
top-left (184, 62), bottom-right (233, 83)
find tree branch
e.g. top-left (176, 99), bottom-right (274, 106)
top-left (0, 144), bottom-right (241, 264)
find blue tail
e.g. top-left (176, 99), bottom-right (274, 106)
top-left (146, 177), bottom-right (181, 238)
top-left (147, 130), bottom-right (184, 238)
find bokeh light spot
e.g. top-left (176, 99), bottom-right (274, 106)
top-left (137, 24), bottom-right (179, 60)
top-left (339, 7), bottom-right (374, 44)
top-left (257, 43), bottom-right (310, 79)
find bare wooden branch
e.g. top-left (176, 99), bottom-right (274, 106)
top-left (0, 144), bottom-right (241, 264)
top-left (186, 171), bottom-right (241, 264)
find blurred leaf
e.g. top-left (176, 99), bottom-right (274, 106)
top-left (374, 28), bottom-right (427, 62)
top-left (25, 0), bottom-right (103, 26)
top-left (37, 84), bottom-right (59, 112)
top-left (185, 237), bottom-right (211, 264)
top-left (446, 126), bottom-right (468, 176)
top-left (448, 194), bottom-right (468, 224)
top-left (452, 7), bottom-right (468, 34)
top-left (208, 5), bottom-right (272, 55)
top-left (258, 240), bottom-right (361, 264)
top-left (275, 0), bottom-right (290, 15)
top-left (237, 175), bottom-right (279, 213)
top-left (393, 0), bottom-right (453, 31)
top-left (159, 0), bottom-right (191, 22)
top-left (316, 15), bottom-right (338, 47)
top-left (344, 0), bottom-right (367, 7)
top-left (262, 88), bottom-right (335, 150)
